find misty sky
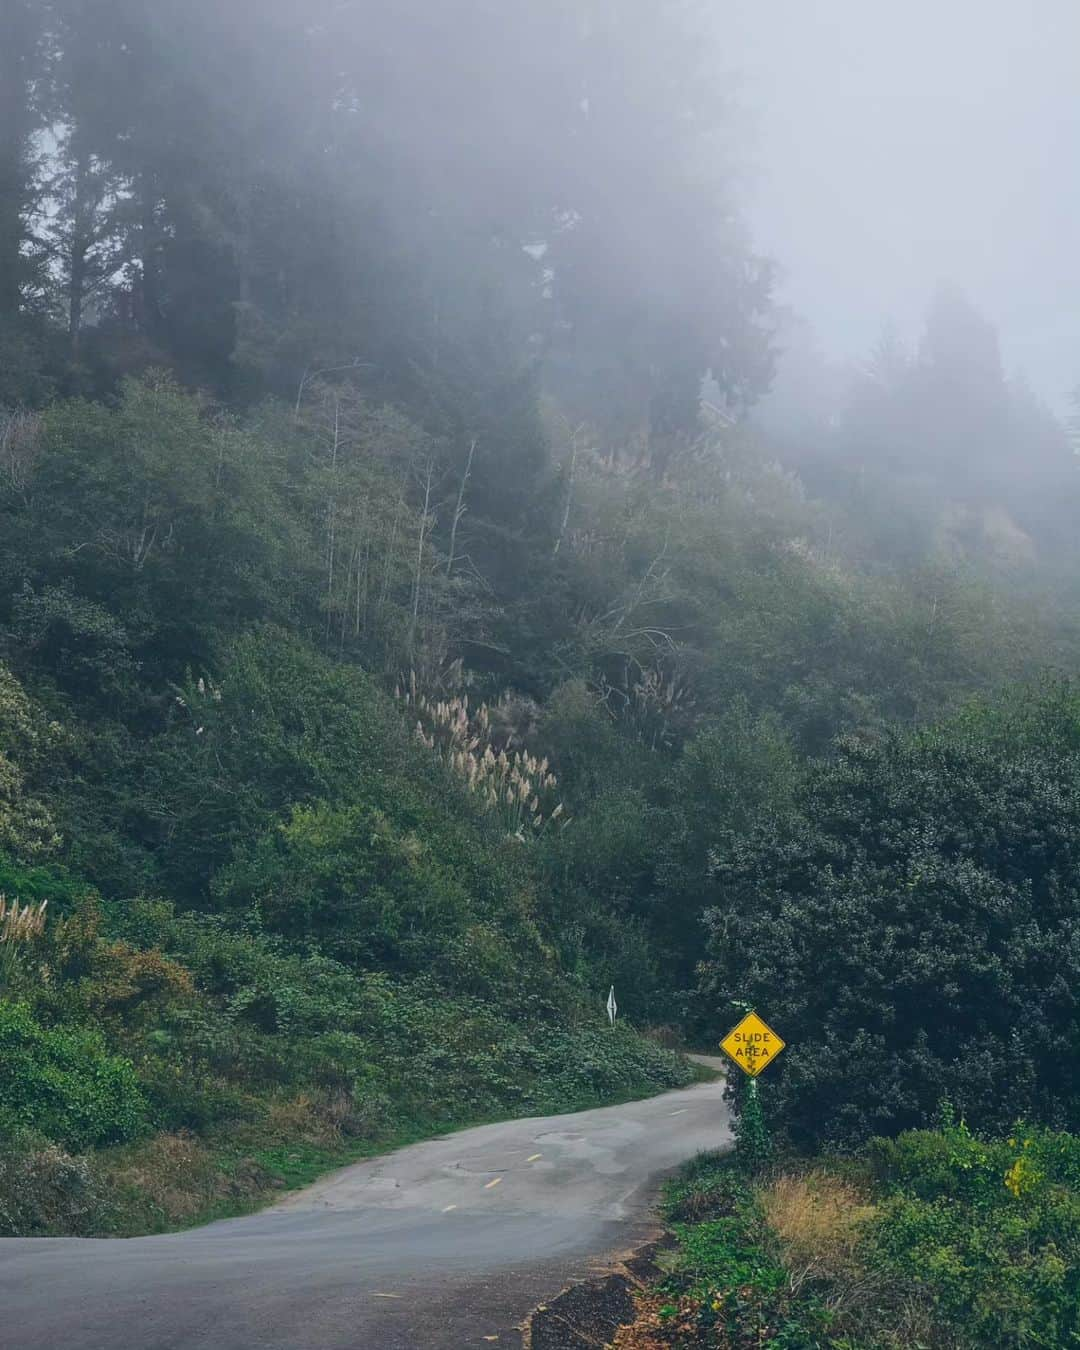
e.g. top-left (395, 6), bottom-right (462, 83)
top-left (724, 0), bottom-right (1080, 408)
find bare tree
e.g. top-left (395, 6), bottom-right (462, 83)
top-left (446, 438), bottom-right (475, 576)
top-left (409, 458), bottom-right (438, 654)
top-left (324, 395), bottom-right (341, 642)
top-left (553, 420), bottom-right (586, 555)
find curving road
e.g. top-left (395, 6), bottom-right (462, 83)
top-left (0, 1060), bottom-right (729, 1350)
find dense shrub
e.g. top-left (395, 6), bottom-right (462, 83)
top-left (870, 1120), bottom-right (1080, 1348)
top-left (697, 684), bottom-right (1080, 1147)
top-left (0, 1000), bottom-right (148, 1149)
top-left (653, 1155), bottom-right (835, 1347)
top-left (14, 895), bottom-right (690, 1149)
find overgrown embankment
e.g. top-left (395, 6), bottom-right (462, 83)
top-left (613, 1119), bottom-right (1080, 1349)
top-left (0, 968), bottom-right (689, 1237)
top-left (0, 870), bottom-right (692, 1236)
top-left (0, 618), bottom-right (691, 1236)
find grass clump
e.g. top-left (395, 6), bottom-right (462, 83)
top-left (759, 1172), bottom-right (875, 1299)
top-left (645, 1155), bottom-right (843, 1348)
top-left (0, 1141), bottom-right (106, 1236)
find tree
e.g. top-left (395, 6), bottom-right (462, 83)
top-left (695, 685), bottom-right (1080, 1148)
top-left (0, 0), bottom-right (50, 317)
top-left (45, 0), bottom-right (148, 360)
top-left (539, 0), bottom-right (775, 459)
top-left (909, 283), bottom-right (1011, 488)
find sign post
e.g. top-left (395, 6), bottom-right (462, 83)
top-left (719, 1010), bottom-right (785, 1169)
top-left (606, 985), bottom-right (617, 1027)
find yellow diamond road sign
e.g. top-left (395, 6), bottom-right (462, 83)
top-left (720, 1011), bottom-right (785, 1077)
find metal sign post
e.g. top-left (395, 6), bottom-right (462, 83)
top-left (720, 1010), bottom-right (784, 1169)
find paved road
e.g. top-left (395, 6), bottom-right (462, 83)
top-left (0, 1061), bottom-right (729, 1350)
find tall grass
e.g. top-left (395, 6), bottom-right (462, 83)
top-left (399, 671), bottom-right (567, 839)
top-left (0, 894), bottom-right (47, 990)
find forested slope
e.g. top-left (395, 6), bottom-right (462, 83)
top-left (3, 0), bottom-right (1080, 1248)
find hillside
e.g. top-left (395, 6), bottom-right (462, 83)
top-left (3, 5), bottom-right (1080, 1312)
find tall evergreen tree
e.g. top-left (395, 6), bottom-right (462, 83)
top-left (0, 0), bottom-right (50, 317)
top-left (49, 0), bottom-right (131, 356)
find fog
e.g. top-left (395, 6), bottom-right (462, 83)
top-left (5, 0), bottom-right (1079, 443)
top-left (725, 0), bottom-right (1080, 408)
top-left (9, 12), bottom-right (1080, 1301)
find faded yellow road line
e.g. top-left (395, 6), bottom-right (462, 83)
top-left (484, 1176), bottom-right (503, 1189)
top-left (442, 1204), bottom-right (457, 1212)
top-left (526, 1153), bottom-right (542, 1162)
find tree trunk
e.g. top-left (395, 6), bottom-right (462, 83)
top-left (67, 148), bottom-right (91, 354)
top-left (409, 460), bottom-right (435, 656)
top-left (554, 422), bottom-right (584, 555)
top-left (446, 438), bottom-right (475, 575)
top-left (138, 170), bottom-right (161, 337)
top-left (0, 1), bottom-right (39, 316)
top-left (325, 396), bottom-right (340, 643)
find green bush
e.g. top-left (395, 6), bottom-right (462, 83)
top-left (0, 1000), bottom-right (148, 1149)
top-left (869, 1121), bottom-right (1080, 1347)
top-left (867, 1114), bottom-right (1080, 1207)
top-left (697, 684), bottom-right (1080, 1147)
top-left (869, 1119), bottom-right (1013, 1204)
top-left (69, 898), bottom-right (691, 1149)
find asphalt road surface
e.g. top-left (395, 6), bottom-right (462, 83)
top-left (0, 1060), bottom-right (730, 1350)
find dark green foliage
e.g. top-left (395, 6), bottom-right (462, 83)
top-left (13, 584), bottom-right (136, 706)
top-left (93, 895), bottom-right (689, 1131)
top-left (697, 683), bottom-right (1080, 1148)
top-left (0, 855), bottom-right (89, 911)
top-left (731, 1080), bottom-right (774, 1176)
top-left (653, 703), bottom-right (801, 984)
top-left (4, 378), bottom-right (307, 691)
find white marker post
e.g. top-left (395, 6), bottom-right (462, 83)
top-left (606, 985), bottom-right (617, 1026)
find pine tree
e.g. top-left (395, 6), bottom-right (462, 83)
top-left (0, 0), bottom-right (50, 317)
